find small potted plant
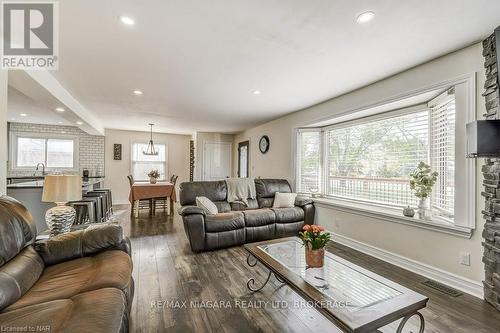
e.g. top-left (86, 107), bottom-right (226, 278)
top-left (299, 224), bottom-right (331, 268)
top-left (409, 161), bottom-right (438, 219)
top-left (148, 170), bottom-right (160, 184)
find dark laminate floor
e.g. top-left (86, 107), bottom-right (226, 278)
top-left (118, 207), bottom-right (500, 333)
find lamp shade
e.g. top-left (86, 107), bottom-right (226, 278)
top-left (42, 175), bottom-right (82, 203)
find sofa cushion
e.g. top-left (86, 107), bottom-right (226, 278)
top-left (5, 250), bottom-right (132, 312)
top-left (255, 179), bottom-right (292, 198)
top-left (196, 196), bottom-right (218, 215)
top-left (0, 288), bottom-right (127, 333)
top-left (272, 207), bottom-right (304, 223)
top-left (205, 229), bottom-right (245, 250)
top-left (213, 201), bottom-right (231, 213)
top-left (0, 246), bottom-right (45, 311)
top-left (276, 221), bottom-right (304, 238)
top-left (205, 212), bottom-right (245, 233)
top-left (273, 192), bottom-right (297, 208)
top-left (243, 208), bottom-right (276, 227)
top-left (0, 196), bottom-right (37, 267)
top-left (230, 199), bottom-right (259, 211)
top-left (180, 181), bottom-right (227, 205)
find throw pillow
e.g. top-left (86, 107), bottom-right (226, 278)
top-left (272, 192), bottom-right (297, 208)
top-left (196, 196), bottom-right (218, 215)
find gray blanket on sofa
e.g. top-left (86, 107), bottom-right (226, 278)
top-left (225, 178), bottom-right (256, 206)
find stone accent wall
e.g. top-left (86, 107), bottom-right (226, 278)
top-left (481, 33), bottom-right (500, 310)
top-left (7, 122), bottom-right (105, 177)
top-left (189, 140), bottom-right (194, 181)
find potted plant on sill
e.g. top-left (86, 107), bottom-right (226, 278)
top-left (148, 170), bottom-right (160, 184)
top-left (409, 161), bottom-right (438, 220)
top-left (299, 224), bottom-right (331, 268)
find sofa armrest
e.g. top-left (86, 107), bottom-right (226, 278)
top-left (295, 196), bottom-right (313, 207)
top-left (34, 224), bottom-right (129, 266)
top-left (178, 205), bottom-right (206, 216)
top-left (295, 196), bottom-right (315, 226)
top-left (181, 214), bottom-right (206, 253)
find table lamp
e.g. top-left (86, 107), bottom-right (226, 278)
top-left (42, 175), bottom-right (82, 236)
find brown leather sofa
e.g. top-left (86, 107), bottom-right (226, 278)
top-left (0, 196), bottom-right (134, 332)
top-left (179, 179), bottom-right (315, 252)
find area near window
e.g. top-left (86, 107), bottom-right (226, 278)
top-left (10, 132), bottom-right (78, 171)
top-left (296, 82), bottom-right (474, 231)
top-left (131, 142), bottom-right (168, 181)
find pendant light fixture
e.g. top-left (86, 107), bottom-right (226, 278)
top-left (143, 123), bottom-right (159, 156)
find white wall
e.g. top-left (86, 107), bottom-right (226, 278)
top-left (234, 43), bottom-right (486, 291)
top-left (104, 129), bottom-right (191, 204)
top-left (0, 70), bottom-right (7, 195)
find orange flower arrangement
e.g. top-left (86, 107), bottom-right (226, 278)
top-left (299, 224), bottom-right (330, 250)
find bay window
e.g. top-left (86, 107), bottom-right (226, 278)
top-left (297, 88), bottom-right (460, 223)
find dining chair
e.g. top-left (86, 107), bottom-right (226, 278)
top-left (153, 174), bottom-right (178, 213)
top-left (128, 174), bottom-right (153, 216)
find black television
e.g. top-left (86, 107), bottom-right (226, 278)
top-left (466, 120), bottom-right (500, 157)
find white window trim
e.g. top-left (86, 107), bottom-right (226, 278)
top-left (293, 73), bottom-right (477, 235)
top-left (9, 131), bottom-right (79, 172)
top-left (130, 141), bottom-right (168, 182)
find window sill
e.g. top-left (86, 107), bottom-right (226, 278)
top-left (312, 197), bottom-right (474, 239)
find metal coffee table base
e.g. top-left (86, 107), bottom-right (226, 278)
top-left (396, 311), bottom-right (425, 333)
top-left (246, 254), bottom-right (285, 292)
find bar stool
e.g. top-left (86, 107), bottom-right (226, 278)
top-left (81, 196), bottom-right (102, 223)
top-left (91, 189), bottom-right (113, 219)
top-left (83, 193), bottom-right (106, 222)
top-left (86, 191), bottom-right (108, 221)
top-left (69, 201), bottom-right (96, 224)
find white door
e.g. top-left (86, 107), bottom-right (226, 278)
top-left (203, 142), bottom-right (232, 181)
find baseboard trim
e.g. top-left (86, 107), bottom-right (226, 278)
top-left (330, 232), bottom-right (484, 299)
top-left (114, 201), bottom-right (131, 206)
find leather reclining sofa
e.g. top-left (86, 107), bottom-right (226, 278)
top-left (179, 179), bottom-right (315, 252)
top-left (0, 196), bottom-right (134, 332)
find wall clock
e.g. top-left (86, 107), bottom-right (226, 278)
top-left (259, 135), bottom-right (270, 154)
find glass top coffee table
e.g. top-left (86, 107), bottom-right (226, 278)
top-left (244, 237), bottom-right (428, 333)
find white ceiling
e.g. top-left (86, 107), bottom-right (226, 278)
top-left (8, 86), bottom-right (67, 126)
top-left (11, 0), bottom-right (500, 134)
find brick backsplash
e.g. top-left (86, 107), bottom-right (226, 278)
top-left (7, 122), bottom-right (105, 178)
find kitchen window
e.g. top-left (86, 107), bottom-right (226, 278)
top-left (131, 142), bottom-right (168, 181)
top-left (10, 132), bottom-right (78, 171)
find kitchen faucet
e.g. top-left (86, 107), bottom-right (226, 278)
top-left (35, 163), bottom-right (47, 176)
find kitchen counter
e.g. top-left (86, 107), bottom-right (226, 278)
top-left (7, 178), bottom-right (106, 232)
top-left (7, 177), bottom-right (105, 189)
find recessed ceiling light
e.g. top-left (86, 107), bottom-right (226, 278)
top-left (133, 90), bottom-right (143, 95)
top-left (76, 121), bottom-right (83, 125)
top-left (57, 121), bottom-right (63, 124)
top-left (356, 11), bottom-right (375, 23)
top-left (20, 113), bottom-right (27, 117)
top-left (120, 16), bottom-right (135, 26)
top-left (252, 90), bottom-right (261, 95)
top-left (55, 107), bottom-right (65, 112)
top-left (61, 131), bottom-right (66, 134)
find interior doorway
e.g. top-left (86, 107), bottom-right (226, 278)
top-left (238, 140), bottom-right (249, 178)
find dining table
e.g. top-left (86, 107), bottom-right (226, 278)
top-left (128, 181), bottom-right (177, 217)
